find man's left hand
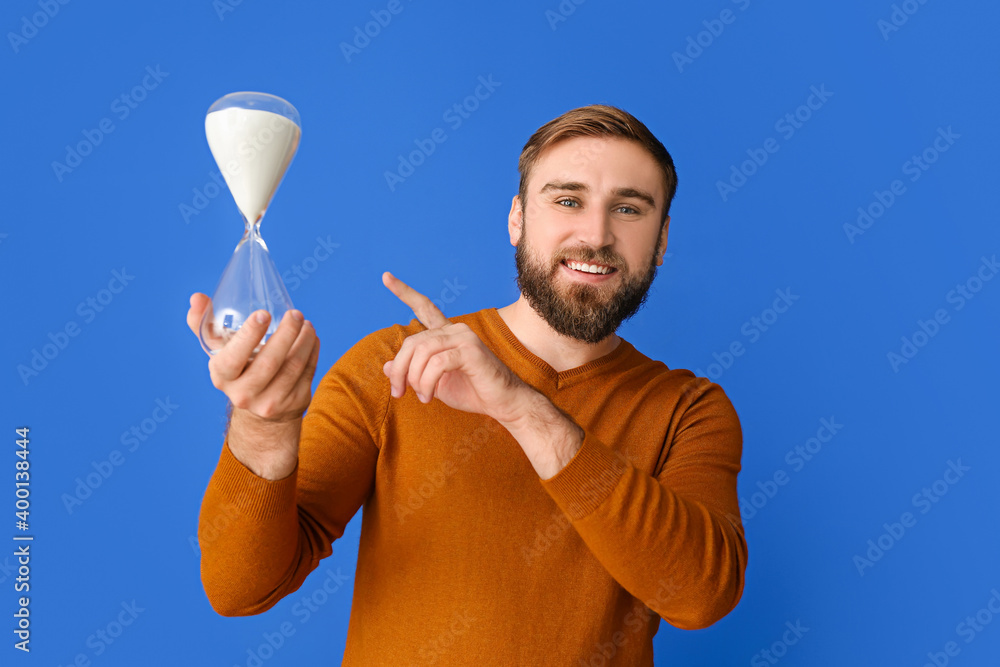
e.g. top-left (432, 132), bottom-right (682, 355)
top-left (381, 271), bottom-right (534, 425)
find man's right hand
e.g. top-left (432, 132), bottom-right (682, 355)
top-left (187, 293), bottom-right (321, 479)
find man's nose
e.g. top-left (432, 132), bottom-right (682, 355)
top-left (575, 207), bottom-right (615, 249)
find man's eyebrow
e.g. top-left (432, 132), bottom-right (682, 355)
top-left (538, 181), bottom-right (657, 209)
top-left (611, 187), bottom-right (657, 209)
top-left (539, 181), bottom-right (589, 194)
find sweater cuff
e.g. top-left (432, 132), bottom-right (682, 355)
top-left (539, 430), bottom-right (629, 520)
top-left (210, 437), bottom-right (298, 521)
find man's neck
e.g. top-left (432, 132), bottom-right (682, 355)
top-left (496, 296), bottom-right (621, 373)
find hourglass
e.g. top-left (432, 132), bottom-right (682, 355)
top-left (198, 92), bottom-right (301, 357)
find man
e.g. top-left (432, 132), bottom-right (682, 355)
top-left (188, 104), bottom-right (747, 665)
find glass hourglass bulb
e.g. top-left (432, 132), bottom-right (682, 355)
top-left (198, 92), bottom-right (301, 357)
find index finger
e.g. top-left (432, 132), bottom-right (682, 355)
top-left (382, 271), bottom-right (451, 330)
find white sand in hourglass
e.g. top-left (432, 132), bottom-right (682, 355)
top-left (205, 107), bottom-right (301, 225)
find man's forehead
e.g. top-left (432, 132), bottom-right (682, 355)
top-left (530, 136), bottom-right (664, 199)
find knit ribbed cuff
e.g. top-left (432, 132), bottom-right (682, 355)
top-left (210, 438), bottom-right (298, 521)
top-left (539, 431), bottom-right (629, 520)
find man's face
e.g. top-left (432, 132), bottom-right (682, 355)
top-left (509, 136), bottom-right (670, 344)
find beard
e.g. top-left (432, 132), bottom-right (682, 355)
top-left (513, 212), bottom-right (662, 344)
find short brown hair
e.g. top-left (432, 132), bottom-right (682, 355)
top-left (517, 104), bottom-right (677, 227)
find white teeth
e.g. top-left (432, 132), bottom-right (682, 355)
top-left (565, 260), bottom-right (612, 275)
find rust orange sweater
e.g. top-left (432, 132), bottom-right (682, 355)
top-left (198, 307), bottom-right (748, 665)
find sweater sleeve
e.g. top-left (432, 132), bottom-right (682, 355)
top-left (197, 328), bottom-right (393, 616)
top-left (538, 376), bottom-right (748, 631)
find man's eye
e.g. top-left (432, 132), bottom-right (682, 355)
top-left (616, 206), bottom-right (639, 214)
top-left (556, 199), bottom-right (579, 207)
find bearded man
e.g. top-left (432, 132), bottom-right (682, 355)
top-left (189, 104), bottom-right (748, 665)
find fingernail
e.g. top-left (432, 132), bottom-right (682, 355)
top-left (292, 310), bottom-right (304, 321)
top-left (390, 384), bottom-right (400, 398)
top-left (256, 311), bottom-right (268, 324)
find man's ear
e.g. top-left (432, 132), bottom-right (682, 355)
top-left (508, 194), bottom-right (523, 246)
top-left (655, 215), bottom-right (670, 266)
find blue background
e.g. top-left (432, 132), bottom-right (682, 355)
top-left (3, 0), bottom-right (999, 664)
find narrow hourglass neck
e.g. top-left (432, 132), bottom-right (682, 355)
top-left (242, 215), bottom-right (263, 239)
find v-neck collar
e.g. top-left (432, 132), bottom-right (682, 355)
top-left (480, 307), bottom-right (636, 390)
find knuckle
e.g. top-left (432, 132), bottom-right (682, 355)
top-left (208, 365), bottom-right (228, 389)
top-left (285, 356), bottom-right (307, 378)
top-left (255, 355), bottom-right (280, 377)
top-left (229, 391), bottom-right (250, 410)
top-left (208, 369), bottom-right (223, 389)
top-left (257, 401), bottom-right (279, 420)
top-left (289, 388), bottom-right (306, 412)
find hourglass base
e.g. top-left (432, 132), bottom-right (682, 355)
top-left (198, 228), bottom-right (295, 358)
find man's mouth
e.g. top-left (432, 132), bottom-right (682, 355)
top-left (561, 259), bottom-right (617, 276)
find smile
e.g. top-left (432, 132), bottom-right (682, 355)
top-left (560, 260), bottom-right (617, 281)
top-left (561, 260), bottom-right (616, 275)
